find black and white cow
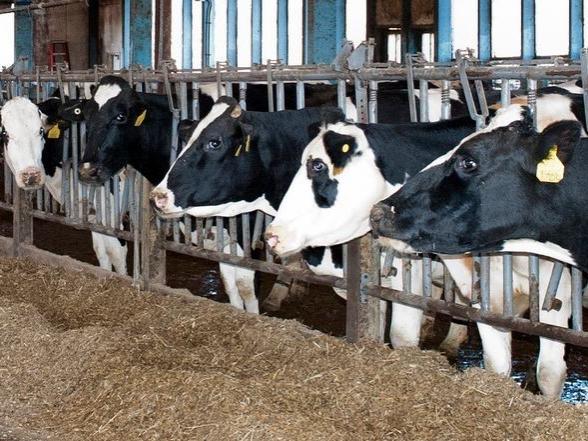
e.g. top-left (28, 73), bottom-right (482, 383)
top-left (0, 95), bottom-right (128, 273)
top-left (265, 91), bottom-right (585, 398)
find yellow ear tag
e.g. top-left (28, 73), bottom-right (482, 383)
top-left (536, 145), bottom-right (565, 183)
top-left (47, 125), bottom-right (61, 139)
top-left (134, 109), bottom-right (147, 127)
top-left (341, 143), bottom-right (350, 153)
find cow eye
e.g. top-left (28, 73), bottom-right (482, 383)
top-left (458, 157), bottom-right (477, 172)
top-left (115, 113), bottom-right (127, 123)
top-left (39, 127), bottom-right (45, 136)
top-left (207, 138), bottom-right (222, 150)
top-left (74, 108), bottom-right (81, 115)
top-left (311, 159), bottom-right (326, 173)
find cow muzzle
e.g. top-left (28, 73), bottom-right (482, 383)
top-left (369, 202), bottom-right (396, 239)
top-left (264, 224), bottom-right (303, 257)
top-left (18, 166), bottom-right (44, 190)
top-left (79, 162), bottom-right (107, 184)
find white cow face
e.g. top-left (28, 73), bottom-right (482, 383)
top-left (0, 97), bottom-right (46, 189)
top-left (266, 122), bottom-right (395, 257)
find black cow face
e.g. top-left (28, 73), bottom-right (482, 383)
top-left (73, 76), bottom-right (147, 184)
top-left (371, 120), bottom-right (583, 256)
top-left (163, 97), bottom-right (263, 212)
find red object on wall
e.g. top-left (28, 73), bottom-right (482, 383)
top-left (48, 41), bottom-right (70, 70)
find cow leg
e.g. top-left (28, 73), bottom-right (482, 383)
top-left (439, 323), bottom-right (468, 356)
top-left (477, 321), bottom-right (512, 376)
top-left (535, 265), bottom-right (571, 398)
top-left (104, 236), bottom-right (128, 275)
top-left (91, 232), bottom-right (113, 271)
top-left (218, 263), bottom-right (246, 311)
top-left (388, 263), bottom-right (424, 348)
top-left (234, 266), bottom-right (259, 314)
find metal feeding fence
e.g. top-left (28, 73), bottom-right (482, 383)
top-left (0, 51), bottom-right (587, 350)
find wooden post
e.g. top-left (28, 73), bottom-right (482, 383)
top-left (346, 233), bottom-right (382, 343)
top-left (140, 178), bottom-right (166, 290)
top-left (12, 187), bottom-right (33, 257)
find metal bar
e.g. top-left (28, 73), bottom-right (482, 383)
top-left (266, 63), bottom-right (275, 112)
top-left (542, 262), bottom-right (564, 312)
top-left (183, 0), bottom-right (193, 69)
top-left (527, 78), bottom-right (538, 129)
top-left (405, 55), bottom-right (418, 122)
top-left (179, 81), bottom-right (189, 119)
top-left (422, 255), bottom-right (432, 298)
top-left (501, 78), bottom-right (511, 107)
top-left (570, 0), bottom-right (583, 60)
top-left (582, 49), bottom-right (588, 130)
top-left (345, 238), bottom-right (363, 342)
top-left (436, 0), bottom-right (452, 62)
top-left (522, 0), bottom-right (536, 60)
top-left (480, 255), bottom-right (490, 311)
top-left (440, 80), bottom-right (451, 120)
top-left (132, 172), bottom-right (141, 283)
top-left (478, 0), bottom-right (491, 62)
top-left (94, 185), bottom-right (102, 226)
top-left (183, 214), bottom-right (192, 244)
top-left (192, 83), bottom-right (200, 119)
top-left (229, 216), bottom-right (238, 255)
top-left (368, 80), bottom-right (378, 123)
top-left (165, 240), bottom-right (346, 289)
top-left (277, 0), bottom-right (288, 62)
top-left (365, 284), bottom-right (588, 348)
top-left (251, 0), bottom-right (262, 65)
top-left (276, 81), bottom-right (286, 111)
top-left (265, 214), bottom-right (274, 262)
top-left (241, 213), bottom-right (251, 258)
top-left (528, 255), bottom-right (540, 322)
top-left (296, 81), bottom-right (305, 109)
top-left (239, 82), bottom-right (247, 109)
top-left (173, 219), bottom-right (180, 243)
top-left (113, 175), bottom-right (121, 227)
top-left (104, 179), bottom-right (112, 229)
top-left (418, 79), bottom-right (429, 122)
top-left (216, 217), bottom-right (224, 252)
top-left (225, 81), bottom-right (233, 98)
top-left (443, 267), bottom-right (454, 303)
top-left (571, 267), bottom-right (583, 331)
top-left (227, 0), bottom-right (238, 66)
top-left (402, 258), bottom-right (412, 296)
top-left (503, 254), bottom-right (513, 317)
top-left (196, 218), bottom-right (204, 248)
top-left (252, 211), bottom-right (265, 250)
top-left (337, 79), bottom-right (346, 112)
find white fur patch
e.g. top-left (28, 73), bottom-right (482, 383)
top-left (500, 239), bottom-right (576, 267)
top-left (93, 84), bottom-right (122, 109)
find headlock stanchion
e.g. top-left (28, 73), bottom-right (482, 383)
top-left (0, 57), bottom-right (586, 351)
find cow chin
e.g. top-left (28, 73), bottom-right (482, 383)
top-left (265, 225), bottom-right (305, 258)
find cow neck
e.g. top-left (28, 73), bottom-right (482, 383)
top-left (242, 108), bottom-right (336, 210)
top-left (127, 93), bottom-right (174, 185)
top-left (363, 116), bottom-right (476, 185)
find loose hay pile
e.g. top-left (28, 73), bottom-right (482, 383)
top-left (0, 258), bottom-right (585, 440)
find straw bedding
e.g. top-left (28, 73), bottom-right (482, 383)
top-left (0, 258), bottom-right (584, 441)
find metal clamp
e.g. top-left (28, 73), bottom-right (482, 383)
top-left (456, 49), bottom-right (489, 130)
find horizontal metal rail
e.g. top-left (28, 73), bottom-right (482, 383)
top-left (164, 241), bottom-right (346, 289)
top-left (365, 284), bottom-right (588, 348)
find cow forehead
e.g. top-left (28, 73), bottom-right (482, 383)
top-left (93, 84), bottom-right (122, 109)
top-left (303, 122), bottom-right (365, 163)
top-left (1, 97), bottom-right (42, 133)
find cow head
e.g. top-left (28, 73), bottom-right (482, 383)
top-left (371, 118), bottom-right (583, 264)
top-left (151, 96), bottom-right (272, 218)
top-left (265, 122), bottom-right (395, 256)
top-left (0, 97), bottom-right (47, 189)
top-left (73, 75), bottom-right (147, 184)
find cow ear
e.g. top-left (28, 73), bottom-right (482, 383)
top-left (178, 119), bottom-right (198, 144)
top-left (535, 120), bottom-right (582, 165)
top-left (230, 103), bottom-right (242, 119)
top-left (58, 99), bottom-right (85, 122)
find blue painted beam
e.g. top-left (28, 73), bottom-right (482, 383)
top-left (123, 0), bottom-right (152, 68)
top-left (14, 0), bottom-right (33, 66)
top-left (436, 0), bottom-right (452, 62)
top-left (278, 0), bottom-right (288, 62)
top-left (252, 0), bottom-right (262, 64)
top-left (305, 0), bottom-right (346, 64)
top-left (478, 0), bottom-right (491, 61)
top-left (183, 0), bottom-right (193, 69)
top-left (521, 0), bottom-right (535, 60)
top-left (202, 0), bottom-right (213, 67)
top-left (570, 0), bottom-right (583, 60)
top-left (227, 0), bottom-right (238, 66)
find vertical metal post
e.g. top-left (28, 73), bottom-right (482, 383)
top-left (436, 0), bottom-right (452, 62)
top-left (418, 79), bottom-right (429, 122)
top-left (229, 217), bottom-right (238, 255)
top-left (276, 81), bottom-right (286, 111)
top-left (242, 213), bottom-right (251, 257)
top-left (501, 79), bottom-right (511, 107)
top-left (278, 0), bottom-right (289, 62)
top-left (528, 256), bottom-right (540, 322)
top-left (140, 177), bottom-right (166, 289)
top-left (441, 80), bottom-right (451, 120)
top-left (543, 262), bottom-right (564, 311)
top-left (571, 267), bottom-right (583, 331)
top-left (12, 186), bottom-right (33, 257)
top-left (522, 0), bottom-right (536, 61)
top-left (422, 256), bottom-right (432, 298)
top-left (502, 254), bottom-right (513, 316)
top-left (478, 0), bottom-right (491, 62)
top-left (239, 82), bottom-right (247, 109)
top-left (570, 0), bottom-right (583, 60)
top-left (183, 0), bottom-right (193, 69)
top-left (296, 81), bottom-right (305, 109)
top-left (337, 79), bottom-right (346, 112)
top-left (480, 255), bottom-right (490, 311)
top-left (251, 0), bottom-right (262, 65)
top-left (368, 80), bottom-right (378, 123)
top-left (264, 214), bottom-right (274, 262)
top-left (227, 0), bottom-right (238, 66)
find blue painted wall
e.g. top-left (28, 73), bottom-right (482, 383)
top-left (305, 0), bottom-right (345, 64)
top-left (183, 0), bottom-right (193, 68)
top-left (14, 0), bottom-right (33, 66)
top-left (436, 0), bottom-right (452, 62)
top-left (570, 0), bottom-right (583, 59)
top-left (123, 0), bottom-right (152, 67)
